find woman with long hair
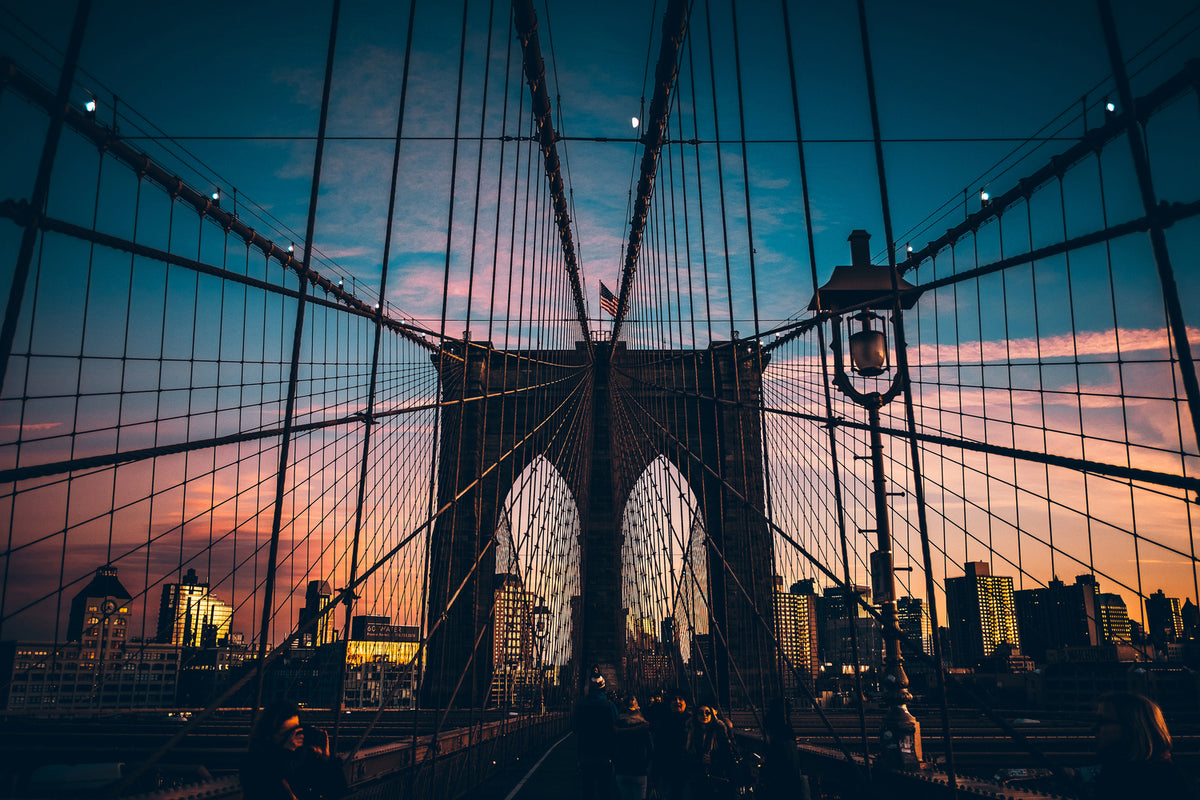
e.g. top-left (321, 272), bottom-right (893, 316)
top-left (1087, 692), bottom-right (1194, 799)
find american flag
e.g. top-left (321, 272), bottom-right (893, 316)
top-left (599, 281), bottom-right (619, 317)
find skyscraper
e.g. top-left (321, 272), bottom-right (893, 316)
top-left (774, 580), bottom-right (818, 693)
top-left (818, 584), bottom-right (882, 673)
top-left (1013, 575), bottom-right (1100, 662)
top-left (156, 568), bottom-right (233, 648)
top-left (298, 580), bottom-right (334, 647)
top-left (945, 562), bottom-right (1020, 667)
top-left (896, 596), bottom-right (933, 657)
top-left (1098, 593), bottom-right (1132, 644)
top-left (1144, 589), bottom-right (1183, 645)
top-left (493, 573), bottom-right (533, 670)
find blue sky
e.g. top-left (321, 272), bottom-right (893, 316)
top-left (5, 0), bottom-right (1196, 337)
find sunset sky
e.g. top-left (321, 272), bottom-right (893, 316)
top-left (0, 0), bottom-right (1197, 650)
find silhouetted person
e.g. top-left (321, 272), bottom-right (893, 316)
top-left (1083, 692), bottom-right (1194, 800)
top-left (614, 695), bottom-right (653, 800)
top-left (689, 704), bottom-right (738, 799)
top-left (291, 725), bottom-right (347, 800)
top-left (643, 689), bottom-right (667, 731)
top-left (574, 669), bottom-right (618, 800)
top-left (757, 699), bottom-right (806, 800)
top-left (240, 701), bottom-right (346, 800)
top-left (650, 692), bottom-right (693, 800)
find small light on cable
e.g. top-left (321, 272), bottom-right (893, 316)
top-left (905, 244), bottom-right (914, 254)
top-left (84, 97), bottom-right (97, 117)
top-left (631, 116), bottom-right (639, 129)
top-left (211, 190), bottom-right (221, 204)
top-left (287, 243), bottom-right (294, 253)
top-left (1104, 99), bottom-right (1116, 121)
top-left (980, 189), bottom-right (990, 205)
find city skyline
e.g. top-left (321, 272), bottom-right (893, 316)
top-left (0, 0), bottom-right (1196, 725)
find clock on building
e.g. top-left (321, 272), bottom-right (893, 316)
top-left (102, 599), bottom-right (117, 615)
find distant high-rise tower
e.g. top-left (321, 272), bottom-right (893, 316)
top-left (817, 584), bottom-right (881, 671)
top-left (493, 573), bottom-right (533, 670)
top-left (691, 633), bottom-right (716, 676)
top-left (896, 596), bottom-right (933, 657)
top-left (1013, 575), bottom-right (1100, 662)
top-left (1098, 593), bottom-right (1132, 643)
top-left (1183, 599), bottom-right (1199, 642)
top-left (1144, 589), bottom-right (1183, 645)
top-left (945, 562), bottom-right (1020, 666)
top-left (156, 568), bottom-right (233, 648)
top-left (298, 580), bottom-right (334, 647)
top-left (68, 564), bottom-right (133, 653)
top-left (774, 580), bottom-right (818, 693)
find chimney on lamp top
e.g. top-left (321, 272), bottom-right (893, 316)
top-left (848, 229), bottom-right (872, 267)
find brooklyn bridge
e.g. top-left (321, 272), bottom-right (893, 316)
top-left (0, 0), bottom-right (1197, 797)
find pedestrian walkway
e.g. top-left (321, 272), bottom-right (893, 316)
top-left (460, 732), bottom-right (579, 800)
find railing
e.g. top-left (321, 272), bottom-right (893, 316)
top-left (113, 713), bottom-right (569, 800)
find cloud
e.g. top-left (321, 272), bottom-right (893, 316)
top-left (911, 327), bottom-right (1195, 365)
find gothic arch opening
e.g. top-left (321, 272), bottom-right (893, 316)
top-left (620, 455), bottom-right (709, 695)
top-left (490, 455), bottom-right (580, 707)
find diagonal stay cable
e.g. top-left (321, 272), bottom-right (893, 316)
top-left (609, 381), bottom-right (862, 768)
top-left (109, 367), bottom-right (589, 793)
top-left (0, 370), bottom-right (585, 486)
top-left (610, 362), bottom-right (1200, 497)
top-left (613, 377), bottom-right (1076, 780)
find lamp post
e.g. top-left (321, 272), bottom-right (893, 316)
top-left (810, 230), bottom-right (922, 769)
top-left (532, 598), bottom-right (551, 714)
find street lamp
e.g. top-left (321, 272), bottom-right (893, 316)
top-left (531, 598), bottom-right (551, 714)
top-left (809, 230), bottom-right (923, 769)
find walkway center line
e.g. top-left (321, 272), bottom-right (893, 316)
top-left (503, 733), bottom-right (572, 800)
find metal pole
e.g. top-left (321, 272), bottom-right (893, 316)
top-left (867, 403), bottom-right (921, 768)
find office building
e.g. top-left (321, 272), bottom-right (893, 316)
top-left (1, 565), bottom-right (179, 710)
top-left (1013, 575), bottom-right (1100, 662)
top-left (896, 596), bottom-right (934, 658)
top-left (1097, 593), bottom-right (1132, 644)
top-left (298, 580), bottom-right (334, 647)
top-left (306, 617), bottom-right (420, 709)
top-left (155, 568), bottom-right (233, 648)
top-left (818, 584), bottom-right (882, 674)
top-left (945, 562), bottom-right (1020, 667)
top-left (491, 574), bottom-right (535, 705)
top-left (774, 579), bottom-right (818, 693)
top-left (1145, 589), bottom-right (1183, 645)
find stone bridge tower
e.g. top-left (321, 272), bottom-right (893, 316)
top-left (422, 339), bottom-right (778, 710)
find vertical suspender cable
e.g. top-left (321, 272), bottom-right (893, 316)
top-left (611, 0), bottom-right (688, 345)
top-left (728, 0), bottom-right (774, 708)
top-left (855, 0), bottom-right (955, 784)
top-left (778, 0), bottom-right (871, 780)
top-left (254, 0), bottom-right (342, 715)
top-left (1094, 0), bottom-right (1200, 455)
top-left (335, 0), bottom-right (419, 750)
top-left (0, 0), bottom-right (92, 398)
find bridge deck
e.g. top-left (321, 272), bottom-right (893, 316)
top-left (452, 728), bottom-right (1092, 800)
top-left (463, 732), bottom-right (578, 800)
